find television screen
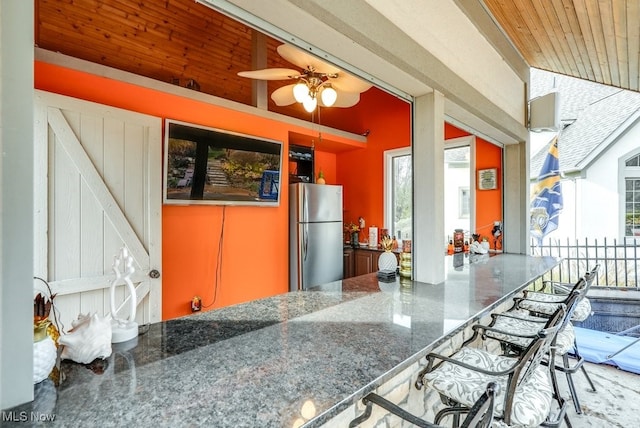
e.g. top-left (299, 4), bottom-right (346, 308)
top-left (163, 119), bottom-right (282, 206)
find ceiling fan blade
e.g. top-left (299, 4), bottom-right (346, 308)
top-left (319, 91), bottom-right (361, 108)
top-left (330, 73), bottom-right (372, 94)
top-left (237, 68), bottom-right (300, 80)
top-left (277, 44), bottom-right (340, 75)
top-left (271, 84), bottom-right (297, 106)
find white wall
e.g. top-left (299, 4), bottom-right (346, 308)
top-left (364, 0), bottom-right (526, 126)
top-left (546, 122), bottom-right (640, 242)
top-left (0, 0), bottom-right (35, 409)
top-left (582, 122), bottom-right (640, 240)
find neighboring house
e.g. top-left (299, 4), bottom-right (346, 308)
top-left (530, 68), bottom-right (640, 242)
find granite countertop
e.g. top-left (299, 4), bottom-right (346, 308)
top-left (10, 254), bottom-right (559, 427)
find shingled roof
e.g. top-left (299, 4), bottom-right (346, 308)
top-left (530, 69), bottom-right (640, 179)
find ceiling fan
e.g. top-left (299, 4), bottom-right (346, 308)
top-left (237, 43), bottom-right (372, 113)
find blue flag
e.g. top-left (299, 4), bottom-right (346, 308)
top-left (530, 137), bottom-right (563, 245)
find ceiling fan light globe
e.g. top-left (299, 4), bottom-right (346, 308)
top-left (293, 83), bottom-right (309, 103)
top-left (320, 86), bottom-right (337, 107)
top-left (302, 97), bottom-right (317, 113)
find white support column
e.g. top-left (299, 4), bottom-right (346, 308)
top-left (250, 31), bottom-right (268, 110)
top-left (413, 92), bottom-right (446, 284)
top-left (503, 141), bottom-right (529, 254)
top-left (1, 0), bottom-right (35, 409)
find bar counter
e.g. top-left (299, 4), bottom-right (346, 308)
top-left (9, 253), bottom-right (559, 427)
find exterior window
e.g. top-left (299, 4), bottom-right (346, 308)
top-left (626, 154), bottom-right (640, 167)
top-left (445, 145), bottom-right (471, 242)
top-left (384, 148), bottom-right (412, 241)
top-left (626, 178), bottom-right (640, 236)
top-left (384, 142), bottom-right (471, 244)
top-left (624, 153), bottom-right (640, 237)
top-left (392, 153), bottom-right (413, 240)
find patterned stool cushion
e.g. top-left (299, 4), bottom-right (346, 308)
top-left (422, 347), bottom-right (552, 427)
top-left (518, 293), bottom-right (592, 321)
top-left (489, 313), bottom-right (575, 355)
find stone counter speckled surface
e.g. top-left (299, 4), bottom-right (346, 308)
top-left (7, 254), bottom-right (559, 427)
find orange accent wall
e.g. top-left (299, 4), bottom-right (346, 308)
top-left (35, 61), bottom-right (356, 320)
top-left (336, 90), bottom-right (411, 238)
top-left (475, 138), bottom-right (503, 246)
top-left (35, 60), bottom-right (505, 319)
top-left (314, 151), bottom-right (336, 184)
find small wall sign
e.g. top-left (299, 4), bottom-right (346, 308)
top-left (478, 168), bottom-right (498, 190)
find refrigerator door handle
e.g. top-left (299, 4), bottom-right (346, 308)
top-left (303, 223), bottom-right (309, 262)
top-left (302, 185), bottom-right (308, 223)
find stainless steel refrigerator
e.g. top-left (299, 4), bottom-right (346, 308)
top-left (290, 183), bottom-right (343, 291)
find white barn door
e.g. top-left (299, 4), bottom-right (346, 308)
top-left (34, 91), bottom-right (162, 331)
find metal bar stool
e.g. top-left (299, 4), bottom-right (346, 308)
top-left (415, 305), bottom-right (569, 427)
top-left (349, 382), bottom-right (497, 428)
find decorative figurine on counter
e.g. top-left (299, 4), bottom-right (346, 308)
top-left (59, 313), bottom-right (112, 364)
top-left (492, 221), bottom-right (503, 251)
top-left (469, 234), bottom-right (488, 254)
top-left (378, 236), bottom-right (398, 274)
top-left (33, 280), bottom-right (60, 384)
top-left (110, 247), bottom-right (139, 343)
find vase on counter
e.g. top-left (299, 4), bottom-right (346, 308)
top-left (33, 320), bottom-right (57, 384)
top-left (351, 231), bottom-right (359, 248)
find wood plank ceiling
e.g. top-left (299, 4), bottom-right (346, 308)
top-left (35, 0), bottom-right (640, 139)
top-left (483, 0), bottom-right (640, 92)
top-left (35, 0), bottom-right (378, 134)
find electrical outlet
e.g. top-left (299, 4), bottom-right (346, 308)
top-left (191, 296), bottom-right (202, 312)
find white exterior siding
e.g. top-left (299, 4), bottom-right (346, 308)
top-left (548, 121), bottom-right (640, 242)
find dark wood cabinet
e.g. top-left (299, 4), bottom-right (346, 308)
top-left (354, 249), bottom-right (379, 277)
top-left (344, 248), bottom-right (400, 278)
top-left (343, 248), bottom-right (354, 279)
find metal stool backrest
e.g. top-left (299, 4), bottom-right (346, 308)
top-left (583, 263), bottom-right (600, 290)
top-left (521, 275), bottom-right (587, 308)
top-left (558, 289), bottom-right (585, 331)
top-left (459, 381), bottom-right (497, 428)
top-left (502, 304), bottom-right (566, 425)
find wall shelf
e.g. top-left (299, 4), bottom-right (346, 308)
top-left (289, 144), bottom-right (314, 184)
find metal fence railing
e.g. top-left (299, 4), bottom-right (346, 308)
top-left (531, 237), bottom-right (640, 290)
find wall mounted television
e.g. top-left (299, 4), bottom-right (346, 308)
top-left (163, 119), bottom-right (283, 206)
